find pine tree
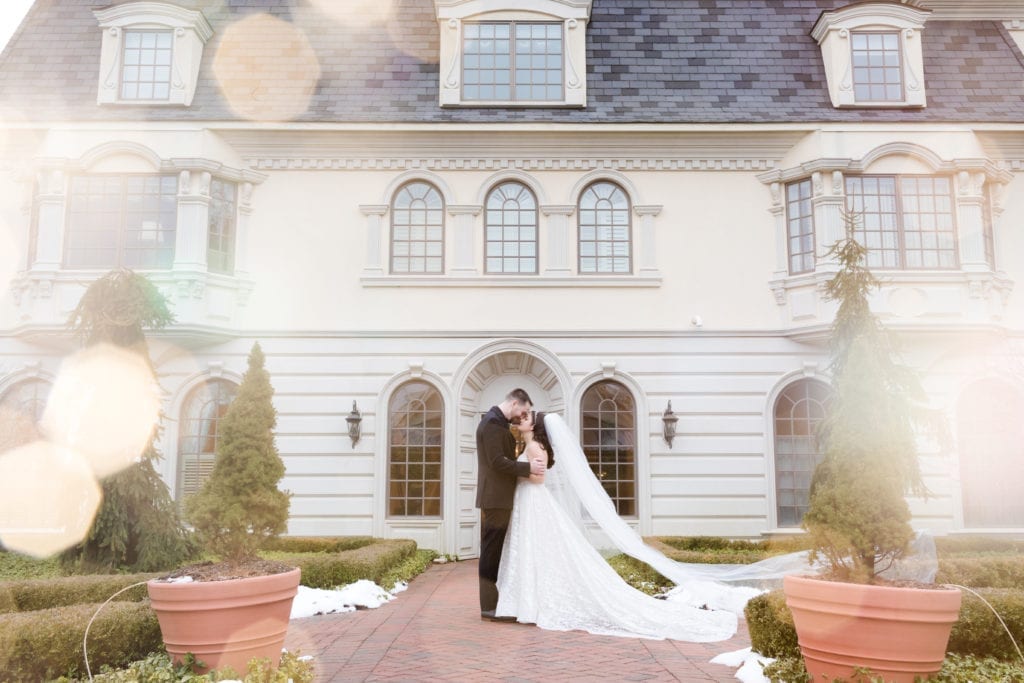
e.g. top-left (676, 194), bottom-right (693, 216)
top-left (803, 213), bottom-right (929, 583)
top-left (61, 269), bottom-right (195, 572)
top-left (186, 342), bottom-right (290, 564)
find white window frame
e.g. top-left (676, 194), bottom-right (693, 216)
top-left (94, 2), bottom-right (213, 106)
top-left (435, 0), bottom-right (590, 107)
top-left (810, 2), bottom-right (929, 108)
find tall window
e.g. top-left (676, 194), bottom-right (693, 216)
top-left (485, 182), bottom-right (537, 274)
top-left (0, 378), bottom-right (51, 425)
top-left (65, 174), bottom-right (178, 269)
top-left (578, 181), bottom-right (631, 274)
top-left (851, 32), bottom-right (902, 103)
top-left (121, 30), bottom-right (173, 100)
top-left (388, 381), bottom-right (444, 517)
top-left (462, 22), bottom-right (563, 101)
top-left (581, 380), bottom-right (636, 516)
top-left (774, 379), bottom-right (831, 527)
top-left (208, 179), bottom-right (236, 275)
top-left (845, 175), bottom-right (957, 270)
top-left (957, 380), bottom-right (1024, 528)
top-left (786, 179), bottom-right (815, 274)
top-left (391, 182), bottom-right (444, 274)
top-left (177, 379), bottom-right (237, 500)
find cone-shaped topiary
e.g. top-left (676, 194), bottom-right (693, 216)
top-left (61, 269), bottom-right (195, 572)
top-left (803, 213), bottom-right (930, 584)
top-left (187, 342), bottom-right (290, 564)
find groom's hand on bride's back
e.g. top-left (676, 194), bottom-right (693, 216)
top-left (529, 459), bottom-right (546, 476)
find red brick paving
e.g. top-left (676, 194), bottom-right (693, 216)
top-left (285, 559), bottom-right (750, 682)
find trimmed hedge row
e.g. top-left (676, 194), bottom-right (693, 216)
top-left (261, 535), bottom-right (375, 554)
top-left (0, 601), bottom-right (162, 682)
top-left (285, 539), bottom-right (418, 589)
top-left (0, 573), bottom-right (157, 614)
top-left (746, 587), bottom-right (1024, 662)
top-left (936, 557), bottom-right (1024, 589)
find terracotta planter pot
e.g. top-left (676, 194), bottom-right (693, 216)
top-left (147, 567), bottom-right (301, 675)
top-left (783, 574), bottom-right (961, 683)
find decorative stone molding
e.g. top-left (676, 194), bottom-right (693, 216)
top-left (249, 157), bottom-right (779, 172)
top-left (434, 0), bottom-right (591, 108)
top-left (94, 2), bottom-right (213, 107)
top-left (811, 2), bottom-right (930, 108)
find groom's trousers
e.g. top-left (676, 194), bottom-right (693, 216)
top-left (479, 507), bottom-right (512, 612)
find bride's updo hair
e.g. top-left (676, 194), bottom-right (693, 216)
top-left (532, 411), bottom-right (555, 469)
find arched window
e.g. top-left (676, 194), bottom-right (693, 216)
top-left (578, 181), bottom-right (631, 274)
top-left (773, 379), bottom-right (831, 527)
top-left (388, 381), bottom-right (444, 517)
top-left (177, 379), bottom-right (237, 500)
top-left (958, 380), bottom-right (1024, 527)
top-left (580, 380), bottom-right (636, 516)
top-left (391, 181), bottom-right (444, 274)
top-left (0, 378), bottom-right (51, 424)
top-left (485, 182), bottom-right (537, 274)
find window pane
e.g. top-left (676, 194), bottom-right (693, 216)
top-left (208, 179), bottom-right (237, 274)
top-left (485, 182), bottom-right (537, 274)
top-left (851, 32), bottom-right (903, 102)
top-left (774, 380), bottom-right (831, 526)
top-left (785, 179), bottom-right (815, 274)
top-left (391, 182), bottom-right (444, 274)
top-left (580, 380), bottom-right (637, 517)
top-left (578, 182), bottom-right (631, 274)
top-left (121, 30), bottom-right (173, 101)
top-left (388, 381), bottom-right (444, 518)
top-left (177, 379), bottom-right (237, 501)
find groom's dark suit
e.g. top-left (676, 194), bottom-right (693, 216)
top-left (476, 405), bottom-right (531, 613)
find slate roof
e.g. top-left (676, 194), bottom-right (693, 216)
top-left (1, 0), bottom-right (1023, 123)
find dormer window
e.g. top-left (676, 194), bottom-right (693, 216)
top-left (120, 30), bottom-right (173, 101)
top-left (435, 0), bottom-right (590, 108)
top-left (463, 22), bottom-right (564, 102)
top-left (811, 2), bottom-right (929, 108)
top-left (94, 2), bottom-right (213, 106)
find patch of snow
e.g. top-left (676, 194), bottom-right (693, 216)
top-left (710, 647), bottom-right (774, 683)
top-left (290, 579), bottom-right (395, 619)
top-left (166, 576), bottom-right (194, 583)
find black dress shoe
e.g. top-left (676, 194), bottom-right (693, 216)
top-left (480, 610), bottom-right (517, 622)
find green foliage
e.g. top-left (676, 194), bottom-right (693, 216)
top-left (62, 269), bottom-right (194, 573)
top-left (261, 536), bottom-right (374, 554)
top-left (745, 590), bottom-right (799, 659)
top-left (928, 653), bottom-right (1024, 682)
top-left (935, 536), bottom-right (1024, 557)
top-left (653, 536), bottom-right (812, 565)
top-left (379, 548), bottom-right (440, 591)
top-left (761, 656), bottom-right (811, 683)
top-left (281, 539), bottom-right (417, 589)
top-left (937, 557), bottom-right (1024, 589)
top-left (0, 573), bottom-right (155, 614)
top-left (56, 650), bottom-right (314, 683)
top-left (187, 342), bottom-right (290, 564)
top-left (607, 554), bottom-right (672, 595)
top-left (0, 551), bottom-right (61, 581)
top-left (0, 601), bottom-right (162, 682)
top-left (804, 215), bottom-right (930, 583)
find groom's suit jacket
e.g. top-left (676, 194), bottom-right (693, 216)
top-left (475, 406), bottom-right (531, 509)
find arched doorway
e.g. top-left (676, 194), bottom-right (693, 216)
top-left (452, 344), bottom-right (569, 558)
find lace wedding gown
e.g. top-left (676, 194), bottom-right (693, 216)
top-left (494, 451), bottom-right (737, 642)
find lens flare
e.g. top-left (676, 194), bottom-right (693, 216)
top-left (386, 0), bottom-right (439, 64)
top-left (213, 14), bottom-right (321, 122)
top-left (307, 0), bottom-right (395, 29)
top-left (40, 344), bottom-right (160, 479)
top-left (0, 441), bottom-right (101, 558)
top-left (0, 219), bottom-right (19, 295)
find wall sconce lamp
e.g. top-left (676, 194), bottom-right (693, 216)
top-left (662, 401), bottom-right (678, 448)
top-left (346, 401), bottom-right (362, 447)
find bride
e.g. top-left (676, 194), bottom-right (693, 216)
top-left (494, 411), bottom-right (743, 641)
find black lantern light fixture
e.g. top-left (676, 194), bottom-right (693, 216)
top-left (662, 401), bottom-right (678, 447)
top-left (346, 401), bottom-right (362, 447)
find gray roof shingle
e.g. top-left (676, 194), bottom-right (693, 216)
top-left (2, 0), bottom-right (1023, 123)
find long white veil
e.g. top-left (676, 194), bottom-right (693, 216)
top-left (541, 413), bottom-right (937, 615)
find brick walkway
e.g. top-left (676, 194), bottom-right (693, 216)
top-left (284, 559), bottom-right (750, 682)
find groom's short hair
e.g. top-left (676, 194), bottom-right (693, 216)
top-left (506, 388), bottom-right (532, 405)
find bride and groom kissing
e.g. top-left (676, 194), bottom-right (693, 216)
top-left (474, 388), bottom-right (741, 642)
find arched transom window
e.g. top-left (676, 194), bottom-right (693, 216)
top-left (485, 182), bottom-right (537, 274)
top-left (580, 380), bottom-right (636, 516)
top-left (578, 181), bottom-right (631, 274)
top-left (773, 379), bottom-right (831, 527)
top-left (957, 380), bottom-right (1024, 528)
top-left (388, 381), bottom-right (444, 517)
top-left (0, 378), bottom-right (51, 424)
top-left (177, 378), bottom-right (237, 500)
top-left (391, 181), bottom-right (444, 274)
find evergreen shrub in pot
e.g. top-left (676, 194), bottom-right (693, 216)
top-left (147, 342), bottom-right (299, 675)
top-left (783, 215), bottom-right (961, 683)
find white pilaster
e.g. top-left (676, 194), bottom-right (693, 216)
top-left (360, 204), bottom-right (388, 275)
top-left (448, 204), bottom-right (482, 276)
top-left (173, 170), bottom-right (209, 272)
top-left (812, 170), bottom-right (844, 270)
top-left (956, 171), bottom-right (989, 272)
top-left (634, 204), bottom-right (662, 277)
top-left (32, 169), bottom-right (66, 270)
top-left (540, 204), bottom-right (573, 276)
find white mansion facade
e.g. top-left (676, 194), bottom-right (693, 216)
top-left (0, 0), bottom-right (1022, 555)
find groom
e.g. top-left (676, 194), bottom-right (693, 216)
top-left (476, 388), bottom-right (544, 621)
